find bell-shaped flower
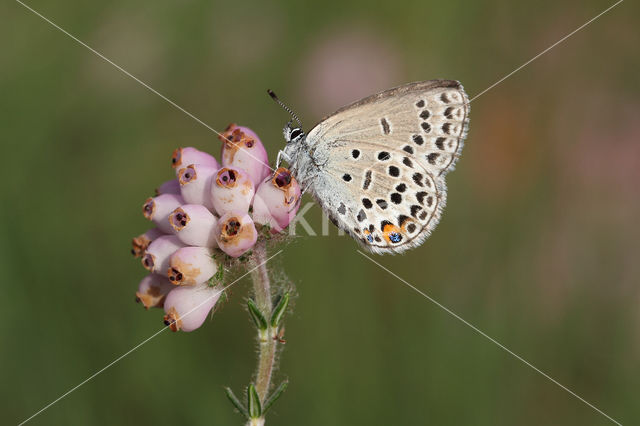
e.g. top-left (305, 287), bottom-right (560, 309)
top-left (178, 164), bottom-right (217, 209)
top-left (136, 274), bottom-right (174, 309)
top-left (172, 147), bottom-right (219, 174)
top-left (252, 168), bottom-right (301, 231)
top-left (131, 228), bottom-right (163, 258)
top-left (142, 193), bottom-right (184, 234)
top-left (210, 167), bottom-right (255, 217)
top-left (219, 124), bottom-right (270, 187)
top-left (169, 205), bottom-right (218, 247)
top-left (155, 179), bottom-right (181, 196)
top-left (167, 246), bottom-right (217, 286)
top-left (141, 235), bottom-right (185, 274)
top-left (163, 283), bottom-right (224, 332)
top-left (215, 212), bottom-right (258, 257)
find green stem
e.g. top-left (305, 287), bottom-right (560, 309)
top-left (248, 240), bottom-right (277, 424)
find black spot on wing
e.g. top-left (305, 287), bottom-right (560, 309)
top-left (380, 118), bottom-right (390, 134)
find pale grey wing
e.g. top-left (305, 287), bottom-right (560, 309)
top-left (310, 140), bottom-right (444, 254)
top-left (304, 80), bottom-right (468, 253)
top-left (306, 79), bottom-right (469, 178)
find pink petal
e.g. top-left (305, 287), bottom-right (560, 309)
top-left (178, 164), bottom-right (218, 209)
top-left (219, 124), bottom-right (270, 187)
top-left (168, 246), bottom-right (217, 286)
top-left (136, 274), bottom-right (174, 309)
top-left (141, 235), bottom-right (185, 274)
top-left (210, 167), bottom-right (255, 216)
top-left (155, 179), bottom-right (181, 195)
top-left (172, 147), bottom-right (219, 173)
top-left (163, 284), bottom-right (223, 332)
top-left (169, 205), bottom-right (218, 247)
top-left (131, 228), bottom-right (164, 258)
top-left (252, 168), bottom-right (301, 231)
top-left (142, 193), bottom-right (184, 234)
top-left (215, 212), bottom-right (258, 257)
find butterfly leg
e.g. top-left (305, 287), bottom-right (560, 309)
top-left (275, 150), bottom-right (292, 169)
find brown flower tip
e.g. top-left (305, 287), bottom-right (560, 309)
top-left (216, 168), bottom-right (238, 188)
top-left (169, 208), bottom-right (190, 231)
top-left (171, 148), bottom-right (183, 169)
top-left (224, 218), bottom-right (241, 237)
top-left (219, 125), bottom-right (255, 149)
top-left (131, 234), bottom-right (152, 257)
top-left (141, 253), bottom-right (156, 271)
top-left (163, 308), bottom-right (181, 332)
top-left (142, 198), bottom-right (156, 220)
top-left (272, 168), bottom-right (299, 205)
top-left (178, 165), bottom-right (197, 185)
top-left (167, 267), bottom-right (185, 285)
top-left (273, 167), bottom-right (293, 188)
top-left (136, 287), bottom-right (167, 310)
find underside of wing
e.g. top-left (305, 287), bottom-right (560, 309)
top-left (310, 141), bottom-right (446, 254)
top-left (303, 80), bottom-right (469, 253)
top-left (307, 79), bottom-right (470, 177)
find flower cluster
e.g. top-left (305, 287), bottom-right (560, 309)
top-left (132, 124), bottom-right (301, 332)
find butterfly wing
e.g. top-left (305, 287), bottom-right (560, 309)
top-left (304, 80), bottom-right (469, 254)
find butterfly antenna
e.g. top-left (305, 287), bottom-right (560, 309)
top-left (267, 89), bottom-right (303, 129)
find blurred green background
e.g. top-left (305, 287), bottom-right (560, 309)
top-left (2, 0), bottom-right (639, 424)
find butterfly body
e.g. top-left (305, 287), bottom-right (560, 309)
top-left (280, 80), bottom-right (469, 254)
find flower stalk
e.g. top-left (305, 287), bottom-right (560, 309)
top-left (251, 240), bottom-right (276, 402)
top-left (225, 239), bottom-right (290, 425)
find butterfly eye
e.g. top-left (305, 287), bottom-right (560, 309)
top-left (290, 128), bottom-right (302, 140)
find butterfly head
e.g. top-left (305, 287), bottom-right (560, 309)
top-left (283, 121), bottom-right (305, 145)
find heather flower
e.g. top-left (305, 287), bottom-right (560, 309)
top-left (215, 212), bottom-right (258, 258)
top-left (136, 274), bottom-right (174, 309)
top-left (142, 193), bottom-right (184, 234)
top-left (163, 283), bottom-right (223, 332)
top-left (132, 124), bottom-right (295, 423)
top-left (168, 246), bottom-right (217, 286)
top-left (131, 228), bottom-right (163, 258)
top-left (253, 167), bottom-right (301, 231)
top-left (210, 167), bottom-right (255, 217)
top-left (155, 179), bottom-right (181, 195)
top-left (172, 147), bottom-right (219, 172)
top-left (169, 204), bottom-right (218, 247)
top-left (141, 235), bottom-right (185, 274)
top-left (219, 124), bottom-right (270, 187)
top-left (178, 163), bottom-right (218, 209)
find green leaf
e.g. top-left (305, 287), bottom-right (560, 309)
top-left (263, 380), bottom-right (288, 414)
top-left (225, 387), bottom-right (249, 419)
top-left (247, 383), bottom-right (262, 418)
top-left (270, 292), bottom-right (290, 328)
top-left (247, 298), bottom-right (268, 331)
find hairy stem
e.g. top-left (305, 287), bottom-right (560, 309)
top-left (249, 240), bottom-right (277, 422)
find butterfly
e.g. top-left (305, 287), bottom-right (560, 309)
top-left (272, 80), bottom-right (470, 254)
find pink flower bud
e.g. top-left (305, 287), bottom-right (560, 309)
top-left (135, 274), bottom-right (174, 309)
top-left (210, 167), bottom-right (255, 216)
top-left (169, 205), bottom-right (218, 247)
top-left (141, 235), bottom-right (185, 274)
top-left (215, 212), bottom-right (258, 257)
top-left (219, 124), bottom-right (270, 187)
top-left (167, 246), bottom-right (217, 286)
top-left (252, 168), bottom-right (301, 231)
top-left (178, 164), bottom-right (217, 209)
top-left (131, 228), bottom-right (163, 258)
top-left (155, 179), bottom-right (181, 195)
top-left (163, 283), bottom-right (223, 332)
top-left (142, 193), bottom-right (184, 234)
top-left (171, 147), bottom-right (219, 173)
